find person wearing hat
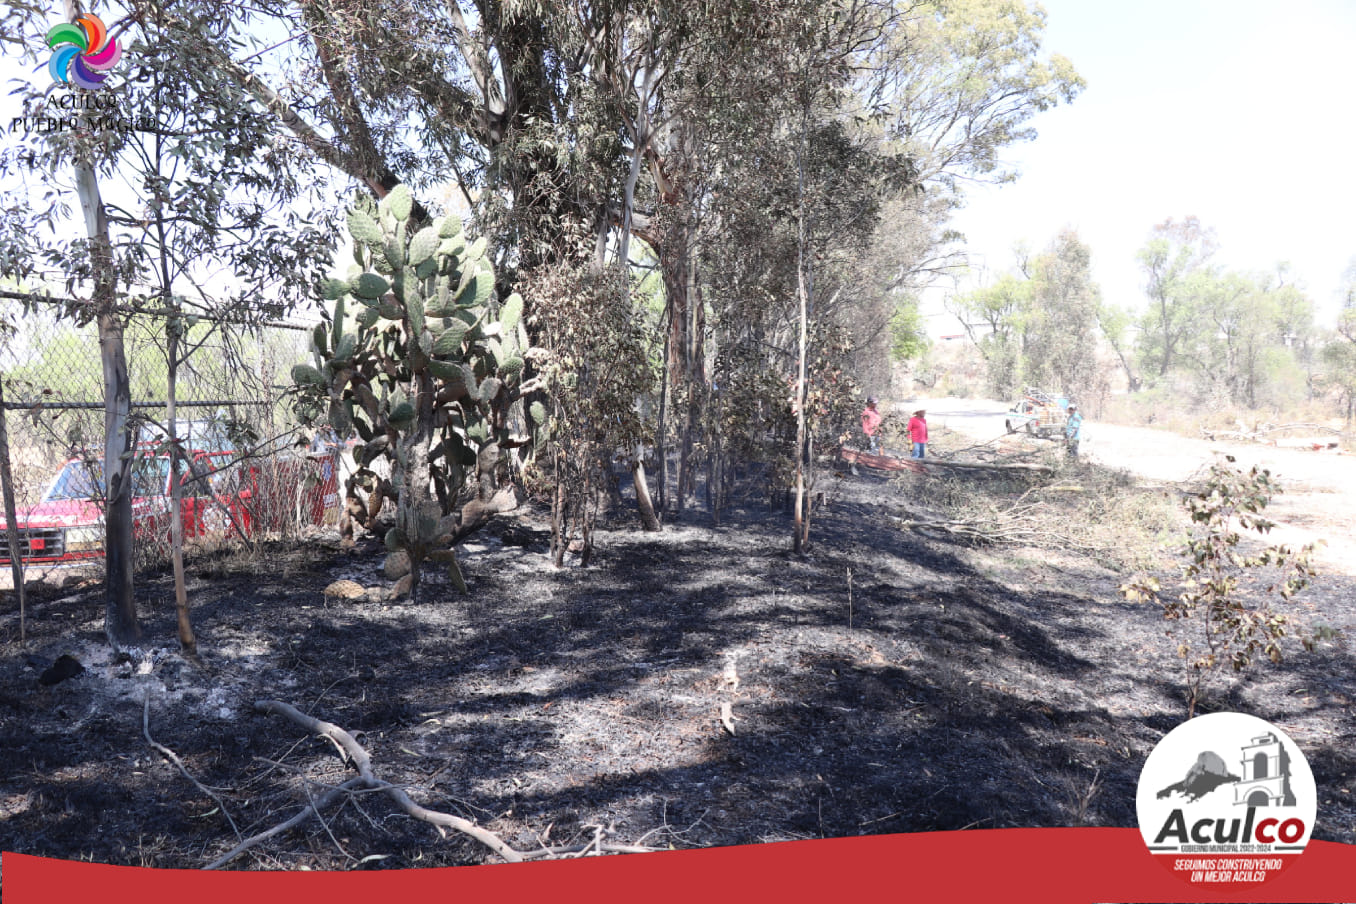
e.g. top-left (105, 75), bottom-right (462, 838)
top-left (860, 397), bottom-right (883, 453)
top-left (908, 408), bottom-right (928, 459)
top-left (1064, 403), bottom-right (1084, 458)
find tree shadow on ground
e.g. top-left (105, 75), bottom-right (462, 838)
top-left (1, 466), bottom-right (1353, 869)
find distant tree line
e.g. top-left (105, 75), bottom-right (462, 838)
top-left (948, 216), bottom-right (1356, 422)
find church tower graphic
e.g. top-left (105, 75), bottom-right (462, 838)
top-left (1234, 732), bottom-right (1297, 807)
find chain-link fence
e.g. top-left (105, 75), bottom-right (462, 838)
top-left (0, 295), bottom-right (342, 585)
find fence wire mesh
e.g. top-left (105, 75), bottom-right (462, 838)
top-left (0, 296), bottom-right (341, 585)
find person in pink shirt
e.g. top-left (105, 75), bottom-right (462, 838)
top-left (860, 397), bottom-right (883, 453)
top-left (908, 409), bottom-right (928, 459)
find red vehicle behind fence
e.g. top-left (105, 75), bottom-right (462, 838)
top-left (0, 447), bottom-right (340, 566)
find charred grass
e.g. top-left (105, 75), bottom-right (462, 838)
top-left (0, 453), bottom-right (1353, 873)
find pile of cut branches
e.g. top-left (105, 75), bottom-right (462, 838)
top-left (890, 486), bottom-right (1107, 551)
top-left (890, 461), bottom-right (1179, 570)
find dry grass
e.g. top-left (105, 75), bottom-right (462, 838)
top-left (1100, 388), bottom-right (1352, 438)
top-left (891, 434), bottom-right (1184, 575)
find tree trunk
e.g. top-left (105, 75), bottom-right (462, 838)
top-left (397, 369), bottom-right (436, 602)
top-left (680, 267), bottom-right (706, 511)
top-left (63, 0), bottom-right (139, 643)
top-left (1158, 297), bottom-right (1173, 378)
top-left (660, 220), bottom-right (694, 512)
top-left (551, 462), bottom-right (567, 568)
top-left (656, 319), bottom-right (671, 514)
top-left (792, 271), bottom-right (809, 555)
top-left (792, 98), bottom-right (811, 556)
top-left (99, 308), bottom-right (140, 646)
top-left (166, 325), bottom-right (196, 653)
top-left (0, 378), bottom-right (28, 644)
top-left (616, 111), bottom-right (662, 534)
top-left (631, 452), bottom-right (660, 531)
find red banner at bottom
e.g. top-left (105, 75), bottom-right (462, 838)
top-left (5, 829), bottom-right (1355, 903)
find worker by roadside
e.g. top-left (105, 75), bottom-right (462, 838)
top-left (1065, 403), bottom-right (1084, 458)
top-left (908, 409), bottom-right (928, 459)
top-left (861, 397), bottom-right (883, 453)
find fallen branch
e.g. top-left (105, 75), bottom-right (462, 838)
top-left (209, 700), bottom-right (659, 869)
top-left (913, 459), bottom-right (1054, 475)
top-left (837, 446), bottom-right (922, 473)
top-left (719, 701), bottom-right (736, 736)
top-left (143, 693), bottom-right (240, 840)
top-left (205, 778), bottom-right (363, 870)
top-left (250, 699), bottom-right (525, 862)
top-left (1202, 422), bottom-right (1346, 443)
top-left (890, 515), bottom-right (1006, 544)
top-left (518, 837), bottom-right (656, 860)
top-left (1253, 422), bottom-right (1343, 436)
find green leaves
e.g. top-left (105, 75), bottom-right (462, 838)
top-left (426, 279), bottom-right (457, 318)
top-left (500, 292), bottom-right (524, 336)
top-left (321, 278), bottom-right (350, 301)
top-left (1118, 458), bottom-right (1321, 717)
top-left (463, 235), bottom-right (488, 264)
top-left (333, 332), bottom-right (357, 363)
top-left (455, 271), bottom-right (493, 309)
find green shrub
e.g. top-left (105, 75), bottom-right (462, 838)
top-left (1120, 456), bottom-right (1323, 717)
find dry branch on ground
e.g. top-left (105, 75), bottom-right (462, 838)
top-left (204, 699), bottom-right (657, 869)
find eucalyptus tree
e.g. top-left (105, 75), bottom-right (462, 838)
top-left (1136, 216), bottom-right (1217, 381)
top-left (946, 273), bottom-right (1032, 398)
top-left (1194, 268), bottom-right (1313, 409)
top-left (1095, 301), bottom-right (1142, 393)
top-left (1022, 229), bottom-right (1101, 399)
top-left (946, 230), bottom-right (1103, 402)
top-left (0, 1), bottom-right (337, 646)
top-left (1194, 271), bottom-right (1269, 407)
top-left (873, 0), bottom-right (1085, 202)
top-left (1326, 260), bottom-right (1356, 422)
top-left (649, 0), bottom-right (1084, 545)
top-left (1324, 313), bottom-right (1356, 423)
top-left (842, 190), bottom-right (958, 390)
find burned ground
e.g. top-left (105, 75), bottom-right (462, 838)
top-left (1, 457), bottom-right (1353, 872)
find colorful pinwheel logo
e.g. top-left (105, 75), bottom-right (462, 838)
top-left (46, 14), bottom-right (122, 89)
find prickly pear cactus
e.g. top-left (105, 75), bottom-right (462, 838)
top-left (293, 186), bottom-right (536, 601)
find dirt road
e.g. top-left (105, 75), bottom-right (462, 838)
top-left (896, 398), bottom-right (1356, 575)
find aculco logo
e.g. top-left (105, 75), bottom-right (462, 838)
top-left (1137, 712), bottom-right (1316, 889)
top-left (1152, 808), bottom-right (1307, 845)
top-left (46, 13), bottom-right (122, 89)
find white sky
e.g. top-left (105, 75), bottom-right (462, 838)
top-left (937, 0), bottom-right (1356, 332)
